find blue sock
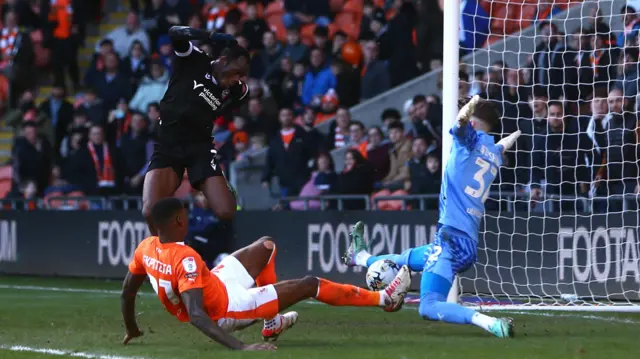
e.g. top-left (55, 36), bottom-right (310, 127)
top-left (365, 246), bottom-right (428, 272)
top-left (418, 272), bottom-right (476, 324)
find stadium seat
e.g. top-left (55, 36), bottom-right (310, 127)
top-left (0, 74), bottom-right (8, 103)
top-left (342, 0), bottom-right (363, 14)
top-left (334, 11), bottom-right (361, 40)
top-left (237, 1), bottom-right (264, 19)
top-left (330, 0), bottom-right (345, 12)
top-left (66, 191), bottom-right (89, 210)
top-left (371, 189), bottom-right (410, 211)
top-left (265, 0), bottom-right (285, 18)
top-left (44, 191), bottom-right (64, 209)
top-left (267, 16), bottom-right (287, 42)
top-left (300, 24), bottom-right (316, 46)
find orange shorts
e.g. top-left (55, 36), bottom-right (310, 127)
top-left (211, 255), bottom-right (280, 332)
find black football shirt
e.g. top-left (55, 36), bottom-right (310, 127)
top-left (158, 42), bottom-right (249, 144)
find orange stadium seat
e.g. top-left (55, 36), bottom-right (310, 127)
top-left (66, 191), bottom-right (89, 210)
top-left (330, 0), bottom-right (345, 12)
top-left (300, 24), bottom-right (316, 46)
top-left (342, 0), bottom-right (363, 14)
top-left (0, 165), bottom-right (11, 198)
top-left (265, 0), bottom-right (285, 18)
top-left (267, 16), bottom-right (287, 42)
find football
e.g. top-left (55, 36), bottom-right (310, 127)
top-left (366, 259), bottom-right (400, 290)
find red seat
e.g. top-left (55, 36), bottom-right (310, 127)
top-left (300, 24), bottom-right (316, 46)
top-left (265, 0), bottom-right (285, 18)
top-left (342, 0), bottom-right (363, 14)
top-left (267, 15), bottom-right (287, 42)
top-left (330, 0), bottom-right (345, 12)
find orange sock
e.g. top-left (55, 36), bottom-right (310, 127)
top-left (315, 278), bottom-right (382, 307)
top-left (256, 245), bottom-right (277, 287)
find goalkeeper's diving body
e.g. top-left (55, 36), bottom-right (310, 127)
top-left (344, 96), bottom-right (520, 338)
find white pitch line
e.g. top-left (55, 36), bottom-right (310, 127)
top-left (0, 345), bottom-right (147, 359)
top-left (0, 285), bottom-right (154, 297)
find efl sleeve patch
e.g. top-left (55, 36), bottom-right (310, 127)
top-left (182, 257), bottom-right (197, 273)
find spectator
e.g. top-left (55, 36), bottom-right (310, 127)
top-left (591, 88), bottom-right (640, 209)
top-left (129, 58), bottom-right (169, 113)
top-left (49, 0), bottom-right (80, 91)
top-left (99, 11), bottom-right (150, 58)
top-left (378, 0), bottom-right (419, 87)
top-left (312, 26), bottom-right (332, 61)
top-left (314, 88), bottom-right (338, 124)
top-left (106, 99), bottom-right (133, 145)
top-left (119, 112), bottom-right (152, 194)
top-left (331, 30), bottom-right (347, 60)
top-left (616, 48), bottom-right (640, 98)
top-left (299, 107), bottom-right (326, 158)
top-left (80, 87), bottom-right (107, 126)
top-left (415, 0), bottom-right (443, 72)
top-left (122, 40), bottom-right (150, 92)
top-left (146, 101), bottom-right (161, 136)
top-left (380, 120), bottom-right (412, 190)
top-left (12, 122), bottom-right (53, 196)
top-left (410, 95), bottom-right (442, 148)
top-left (265, 55), bottom-right (296, 108)
top-left (331, 58), bottom-right (360, 108)
top-left (67, 125), bottom-right (120, 196)
top-left (245, 97), bottom-right (278, 139)
top-left (261, 108), bottom-right (311, 198)
top-left (527, 21), bottom-right (579, 101)
top-left (155, 35), bottom-right (174, 74)
top-left (459, 0), bottom-right (490, 53)
top-left (334, 149), bottom-right (374, 210)
top-left (530, 101), bottom-right (593, 208)
top-left (407, 150), bottom-right (441, 195)
top-left (38, 83), bottom-right (74, 155)
top-left (361, 39), bottom-right (390, 100)
top-left (381, 107), bottom-right (401, 133)
top-left (5, 91), bottom-right (48, 140)
top-left (328, 106), bottom-right (351, 150)
top-left (2, 0), bottom-right (41, 29)
top-left (400, 137), bottom-right (432, 192)
top-left (141, 0), bottom-right (181, 50)
top-left (586, 86), bottom-right (612, 154)
top-left (84, 38), bottom-right (114, 86)
top-left (301, 47), bottom-right (336, 106)
top-left (59, 112), bottom-right (88, 159)
top-left (618, 5), bottom-right (640, 48)
top-left (590, 30), bottom-right (620, 88)
top-left (241, 0), bottom-right (269, 52)
top-left (349, 120), bottom-right (367, 158)
top-left (88, 51), bottom-right (132, 112)
top-left (282, 0), bottom-right (331, 28)
top-left (366, 126), bottom-right (391, 182)
top-left (290, 152), bottom-right (337, 210)
top-left (280, 25), bottom-right (308, 64)
top-left (1, 9), bottom-right (35, 108)
top-left (250, 31), bottom-right (283, 79)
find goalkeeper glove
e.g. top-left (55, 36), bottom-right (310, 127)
top-left (209, 32), bottom-right (237, 47)
top-left (457, 95), bottom-right (481, 124)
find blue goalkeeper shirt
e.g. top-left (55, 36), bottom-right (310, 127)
top-left (438, 122), bottom-right (503, 242)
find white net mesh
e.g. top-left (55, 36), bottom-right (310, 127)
top-left (456, 0), bottom-right (640, 310)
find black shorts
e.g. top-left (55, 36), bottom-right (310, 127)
top-left (147, 140), bottom-right (223, 188)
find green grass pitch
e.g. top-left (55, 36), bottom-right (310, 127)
top-left (0, 276), bottom-right (638, 359)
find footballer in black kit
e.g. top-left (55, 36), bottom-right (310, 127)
top-left (142, 26), bottom-right (250, 235)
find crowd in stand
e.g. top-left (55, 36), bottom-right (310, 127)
top-left (5, 0), bottom-right (640, 212)
top-left (3, 0), bottom-right (444, 208)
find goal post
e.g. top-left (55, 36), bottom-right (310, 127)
top-left (443, 0), bottom-right (640, 312)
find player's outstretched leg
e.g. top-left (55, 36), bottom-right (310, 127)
top-left (275, 265), bottom-right (411, 313)
top-left (418, 235), bottom-right (514, 338)
top-left (343, 221), bottom-right (428, 272)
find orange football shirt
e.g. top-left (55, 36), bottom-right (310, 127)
top-left (128, 237), bottom-right (229, 322)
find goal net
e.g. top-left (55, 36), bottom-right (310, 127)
top-left (452, 0), bottom-right (640, 312)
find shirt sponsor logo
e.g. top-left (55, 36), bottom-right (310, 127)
top-left (193, 81), bottom-right (222, 110)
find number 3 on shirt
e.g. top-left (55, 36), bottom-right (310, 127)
top-left (148, 274), bottom-right (180, 305)
top-left (464, 157), bottom-right (497, 203)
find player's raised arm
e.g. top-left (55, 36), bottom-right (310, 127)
top-left (168, 26), bottom-right (236, 56)
top-left (120, 271), bottom-right (146, 345)
top-left (496, 130), bottom-right (522, 154)
top-left (180, 289), bottom-right (276, 351)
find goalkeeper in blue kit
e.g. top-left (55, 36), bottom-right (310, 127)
top-left (344, 96), bottom-right (519, 338)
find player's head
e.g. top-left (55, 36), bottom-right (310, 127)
top-left (467, 98), bottom-right (499, 133)
top-left (151, 198), bottom-right (188, 242)
top-left (214, 43), bottom-right (250, 88)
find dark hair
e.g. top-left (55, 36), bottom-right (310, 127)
top-left (286, 24), bottom-right (300, 33)
top-left (548, 100), bottom-right (564, 111)
top-left (221, 43), bottom-right (250, 64)
top-left (345, 148), bottom-right (366, 165)
top-left (314, 26), bottom-right (329, 38)
top-left (459, 71), bottom-right (469, 82)
top-left (314, 152), bottom-right (335, 171)
top-left (412, 94), bottom-right (427, 106)
top-left (470, 99), bottom-right (500, 129)
top-left (531, 86), bottom-right (548, 98)
top-left (368, 126), bottom-right (384, 137)
top-left (334, 30), bottom-right (347, 38)
top-left (413, 136), bottom-right (428, 145)
top-left (381, 108), bottom-right (401, 122)
top-left (22, 122), bottom-right (38, 129)
top-left (350, 120), bottom-right (365, 131)
top-left (625, 47), bottom-right (640, 62)
top-left (388, 120), bottom-right (405, 131)
top-left (426, 151), bottom-right (440, 161)
top-left (147, 102), bottom-right (160, 111)
top-left (225, 8), bottom-right (243, 25)
top-left (151, 198), bottom-right (185, 227)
